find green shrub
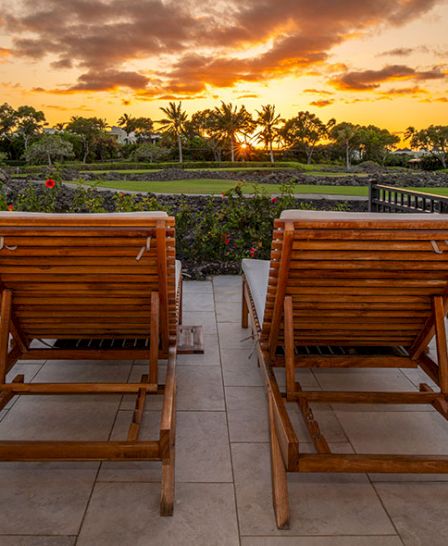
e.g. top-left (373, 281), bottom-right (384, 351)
top-left (114, 192), bottom-right (162, 212)
top-left (68, 185), bottom-right (106, 213)
top-left (176, 182), bottom-right (296, 263)
top-left (18, 160), bottom-right (307, 173)
top-left (3, 180), bottom-right (316, 274)
top-left (14, 183), bottom-right (60, 213)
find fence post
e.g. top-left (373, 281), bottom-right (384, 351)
top-left (368, 180), bottom-right (375, 212)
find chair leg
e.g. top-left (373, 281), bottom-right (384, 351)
top-left (284, 296), bottom-right (295, 401)
top-left (149, 292), bottom-right (160, 386)
top-left (160, 392), bottom-right (176, 516)
top-left (0, 290), bottom-right (12, 383)
top-left (268, 394), bottom-right (289, 530)
top-left (178, 277), bottom-right (183, 326)
top-left (433, 296), bottom-right (448, 394)
top-left (160, 446), bottom-right (175, 516)
top-left (242, 279), bottom-right (249, 329)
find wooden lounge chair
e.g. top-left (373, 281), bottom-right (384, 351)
top-left (0, 211), bottom-right (194, 516)
top-left (241, 210), bottom-right (448, 529)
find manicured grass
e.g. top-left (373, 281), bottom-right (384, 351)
top-left (82, 169), bottom-right (163, 174)
top-left (73, 179), bottom-right (369, 196)
top-left (70, 178), bottom-right (448, 197)
top-left (304, 171), bottom-right (367, 177)
top-left (412, 186), bottom-right (448, 196)
top-left (81, 168), bottom-right (356, 177)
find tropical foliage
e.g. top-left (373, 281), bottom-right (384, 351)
top-left (1, 100), bottom-right (445, 169)
top-left (25, 134), bottom-right (74, 166)
top-left (158, 102), bottom-right (188, 163)
top-left (1, 179), bottom-right (302, 274)
top-left (406, 125), bottom-right (448, 169)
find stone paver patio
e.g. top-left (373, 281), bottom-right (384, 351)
top-left (0, 275), bottom-right (448, 545)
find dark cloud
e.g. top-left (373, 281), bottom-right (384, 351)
top-left (420, 96), bottom-right (448, 102)
top-left (43, 103), bottom-right (94, 112)
top-left (378, 45), bottom-right (444, 57)
top-left (0, 0), bottom-right (443, 96)
top-left (69, 70), bottom-right (150, 91)
top-left (310, 99), bottom-right (334, 107)
top-left (379, 85), bottom-right (428, 96)
top-left (331, 65), bottom-right (446, 90)
top-left (236, 93), bottom-right (259, 99)
top-left (379, 47), bottom-right (417, 57)
top-left (304, 88), bottom-right (334, 95)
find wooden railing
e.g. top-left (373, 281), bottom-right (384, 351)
top-left (369, 183), bottom-right (448, 214)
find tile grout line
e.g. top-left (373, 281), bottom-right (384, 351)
top-left (6, 358), bottom-right (48, 411)
top-left (369, 481), bottom-right (406, 546)
top-left (212, 276), bottom-right (244, 546)
top-left (312, 368), bottom-right (405, 545)
top-left (73, 360), bottom-right (135, 545)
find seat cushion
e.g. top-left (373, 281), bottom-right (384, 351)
top-left (242, 259), bottom-right (270, 323)
top-left (175, 260), bottom-right (182, 294)
top-left (280, 210), bottom-right (446, 222)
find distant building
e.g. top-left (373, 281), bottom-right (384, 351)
top-left (109, 127), bottom-right (162, 145)
top-left (390, 148), bottom-right (427, 157)
top-left (109, 126), bottom-right (136, 144)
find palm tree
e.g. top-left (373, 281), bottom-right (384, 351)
top-left (53, 122), bottom-right (66, 132)
top-left (404, 125), bottom-right (417, 140)
top-left (118, 114), bottom-right (138, 142)
top-left (158, 102), bottom-right (188, 163)
top-left (213, 102), bottom-right (255, 162)
top-left (255, 104), bottom-right (281, 164)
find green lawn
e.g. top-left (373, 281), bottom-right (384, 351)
top-left (81, 167), bottom-right (344, 175)
top-left (72, 179), bottom-right (368, 195)
top-left (415, 186), bottom-right (448, 196)
top-left (82, 169), bottom-right (163, 175)
top-left (70, 178), bottom-right (448, 197)
top-left (79, 162), bottom-right (344, 175)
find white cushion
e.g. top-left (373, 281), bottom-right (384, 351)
top-left (175, 260), bottom-right (182, 294)
top-left (280, 210), bottom-right (446, 222)
top-left (242, 259), bottom-right (270, 323)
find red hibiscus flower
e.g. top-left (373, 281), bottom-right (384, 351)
top-left (224, 233), bottom-right (230, 246)
top-left (271, 196), bottom-right (278, 204)
top-left (7, 204), bottom-right (13, 212)
top-left (45, 178), bottom-right (56, 189)
top-left (249, 247), bottom-right (256, 258)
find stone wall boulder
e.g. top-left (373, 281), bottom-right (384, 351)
top-left (0, 168), bottom-right (10, 185)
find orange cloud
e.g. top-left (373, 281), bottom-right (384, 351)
top-left (0, 0), bottom-right (444, 97)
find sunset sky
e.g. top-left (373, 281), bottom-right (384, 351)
top-left (0, 0), bottom-right (447, 137)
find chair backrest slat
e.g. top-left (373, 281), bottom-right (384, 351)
top-left (262, 212), bottom-right (448, 350)
top-left (0, 212), bottom-right (176, 344)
